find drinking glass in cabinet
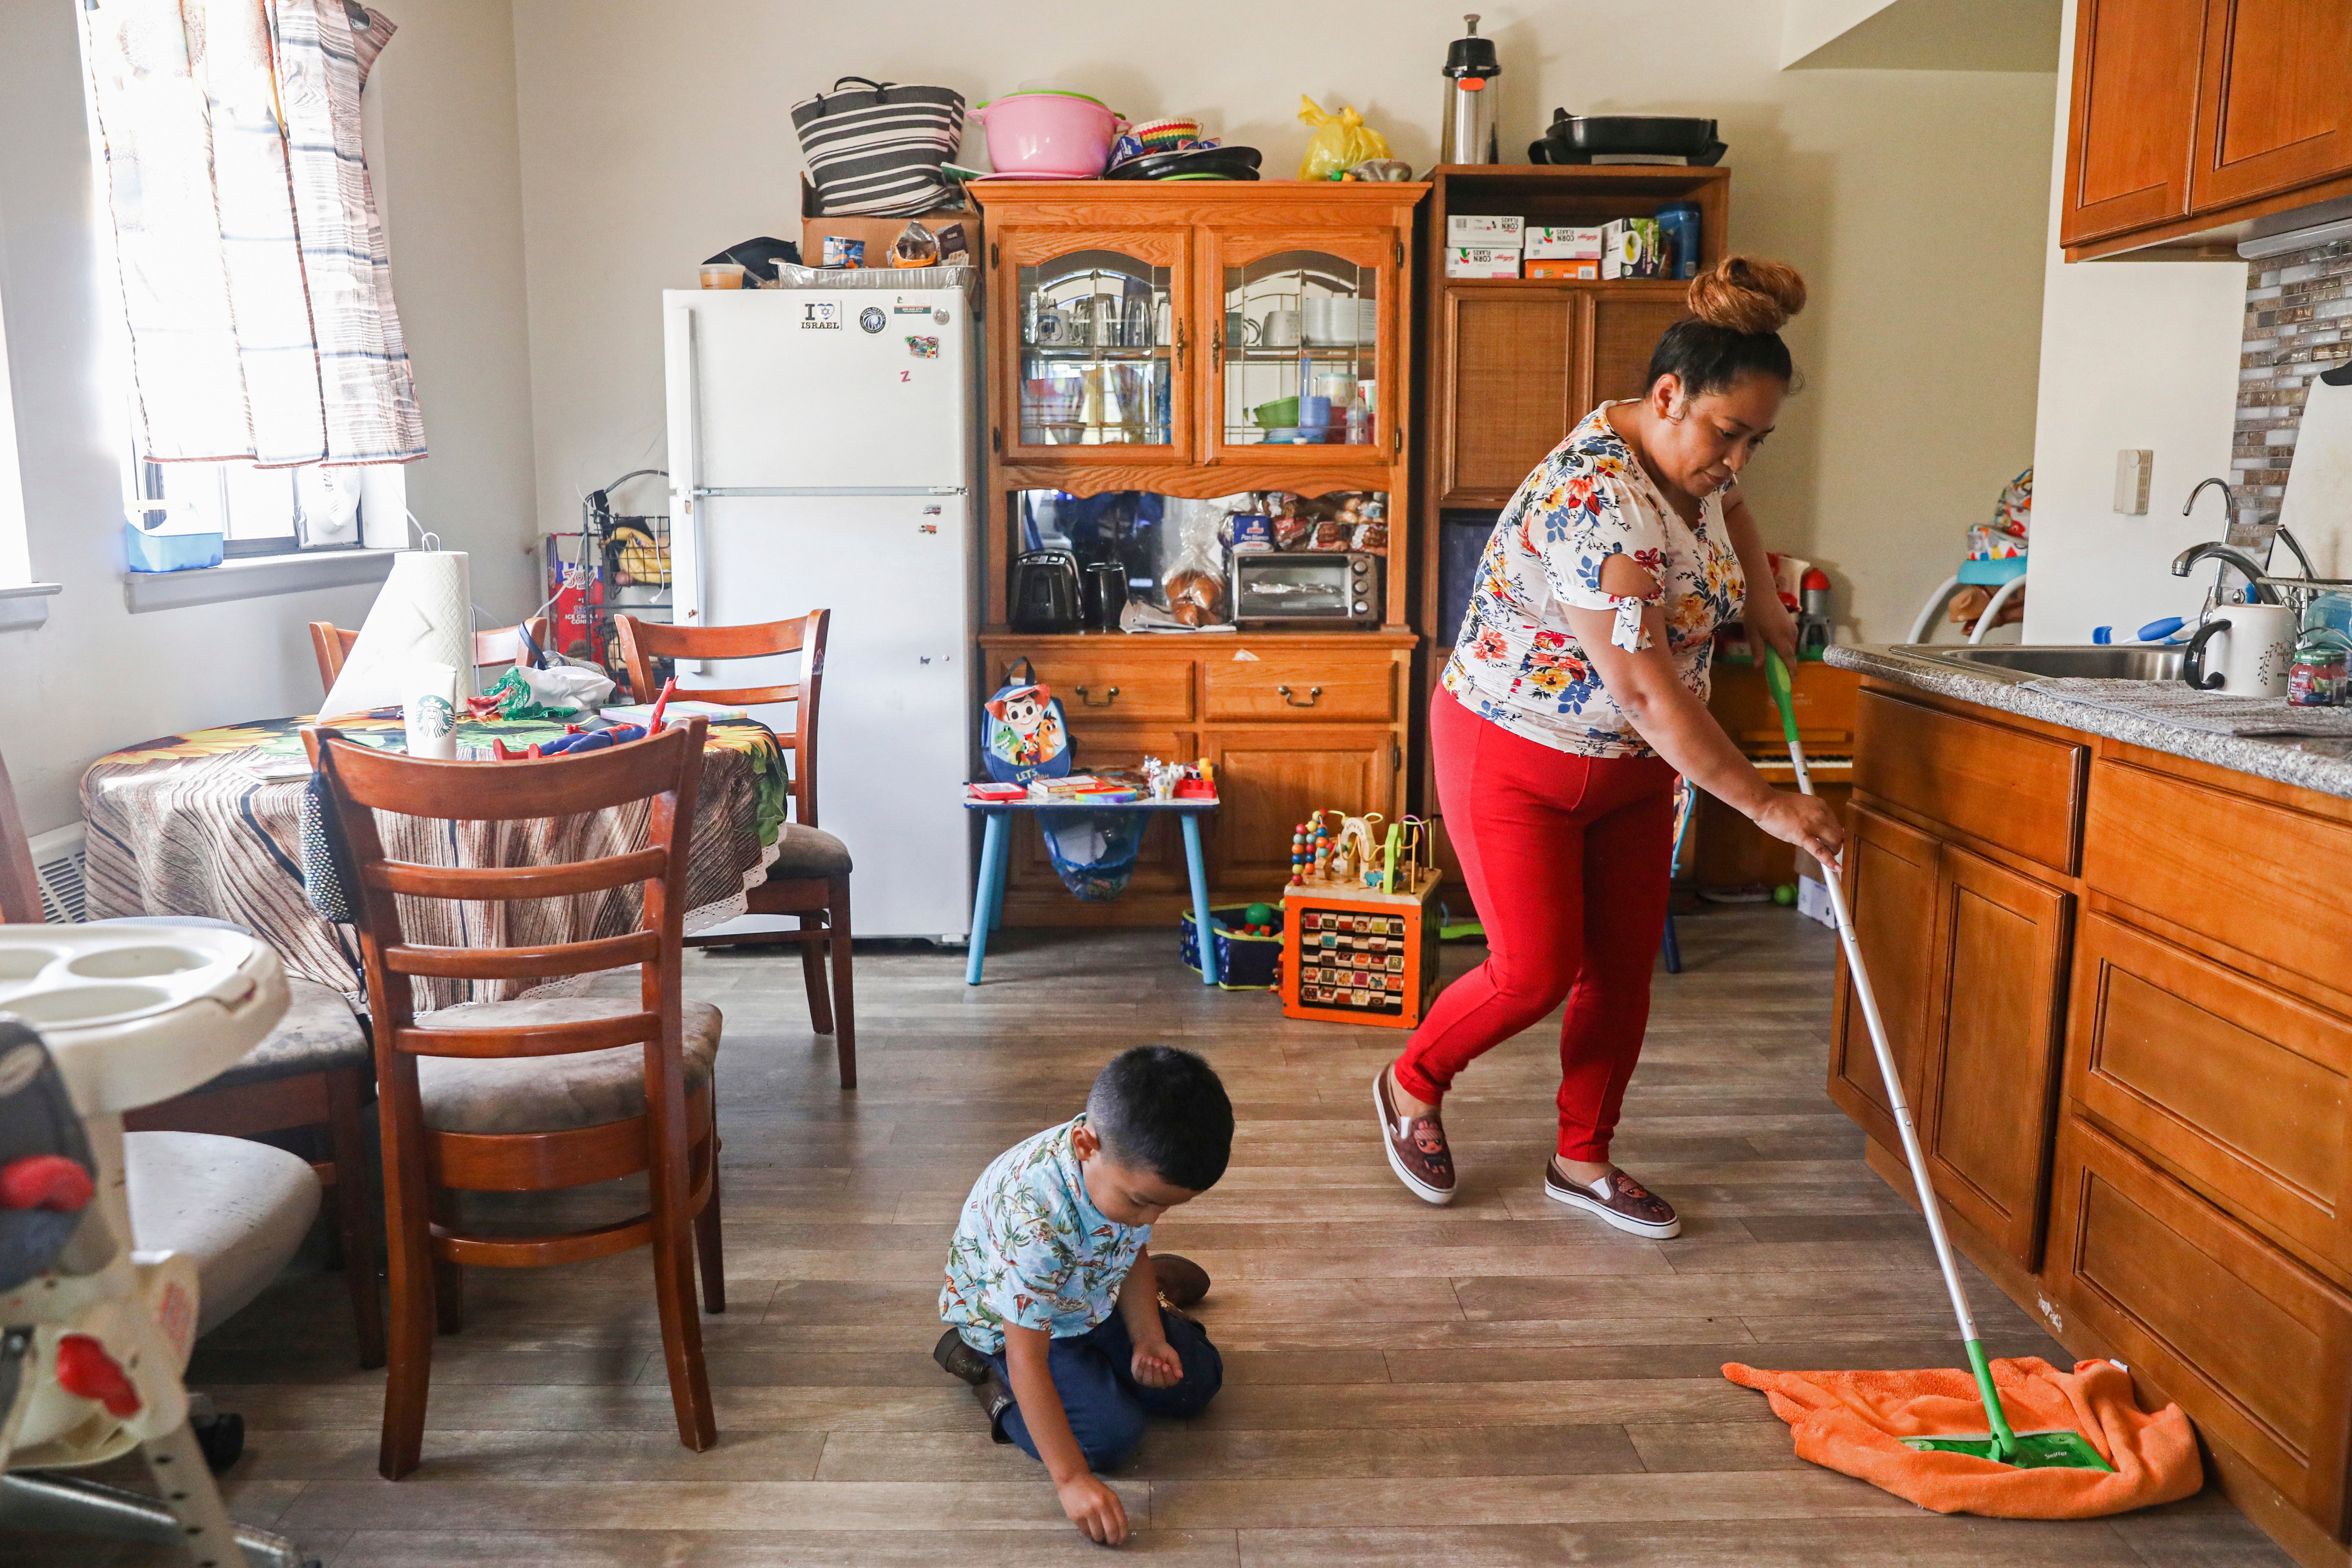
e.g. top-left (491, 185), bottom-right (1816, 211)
top-left (1221, 251), bottom-right (1376, 447)
top-left (1017, 249), bottom-right (1173, 446)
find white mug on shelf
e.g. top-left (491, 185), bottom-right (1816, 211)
top-left (2182, 604), bottom-right (2296, 696)
top-left (1260, 308), bottom-right (1301, 347)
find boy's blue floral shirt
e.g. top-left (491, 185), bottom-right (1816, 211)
top-left (941, 1115), bottom-right (1148, 1354)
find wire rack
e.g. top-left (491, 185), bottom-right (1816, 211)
top-left (2256, 577), bottom-right (2352, 619)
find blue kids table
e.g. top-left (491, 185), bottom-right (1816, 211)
top-left (963, 796), bottom-right (1220, 985)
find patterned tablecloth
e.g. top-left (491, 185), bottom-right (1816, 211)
top-left (81, 714), bottom-right (789, 1010)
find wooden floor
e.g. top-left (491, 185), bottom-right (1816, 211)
top-left (11, 907), bottom-right (2292, 1566)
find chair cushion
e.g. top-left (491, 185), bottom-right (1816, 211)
top-left (124, 1131), bottom-right (322, 1336)
top-left (206, 977), bottom-right (373, 1092)
top-left (768, 824), bottom-right (853, 879)
top-left (409, 997), bottom-right (722, 1135)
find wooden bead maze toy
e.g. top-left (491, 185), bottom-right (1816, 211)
top-left (1281, 809), bottom-right (1441, 1029)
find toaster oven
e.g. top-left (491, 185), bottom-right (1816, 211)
top-left (1229, 551), bottom-right (1383, 626)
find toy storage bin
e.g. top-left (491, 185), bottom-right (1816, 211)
top-left (1179, 905), bottom-right (1285, 991)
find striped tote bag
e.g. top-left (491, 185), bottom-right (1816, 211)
top-left (792, 76), bottom-right (966, 217)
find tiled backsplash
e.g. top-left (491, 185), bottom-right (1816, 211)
top-left (2236, 236), bottom-right (2352, 509)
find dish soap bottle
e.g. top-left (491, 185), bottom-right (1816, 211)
top-left (2288, 594), bottom-right (2351, 706)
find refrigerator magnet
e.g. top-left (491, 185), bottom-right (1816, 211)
top-left (859, 307), bottom-right (887, 333)
top-left (906, 335), bottom-right (940, 359)
top-left (799, 300), bottom-right (841, 330)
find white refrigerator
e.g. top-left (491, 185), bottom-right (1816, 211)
top-left (663, 285), bottom-right (975, 940)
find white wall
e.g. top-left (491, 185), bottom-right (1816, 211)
top-left (508, 0), bottom-right (2059, 644)
top-left (2022, 0), bottom-right (2246, 643)
top-left (0, 0), bottom-right (538, 833)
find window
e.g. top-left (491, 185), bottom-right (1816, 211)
top-left (0, 267), bottom-right (30, 588)
top-left (127, 456), bottom-right (368, 557)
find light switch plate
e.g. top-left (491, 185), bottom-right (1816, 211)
top-left (2113, 449), bottom-right (2152, 514)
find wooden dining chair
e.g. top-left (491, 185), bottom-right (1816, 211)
top-left (309, 617), bottom-right (552, 696)
top-left (306, 718), bottom-right (725, 1479)
top-left (0, 744), bottom-right (386, 1370)
top-left (615, 611), bottom-right (856, 1089)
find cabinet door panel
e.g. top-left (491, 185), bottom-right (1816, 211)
top-left (1441, 292), bottom-right (1575, 501)
top-left (2050, 1118), bottom-right (2352, 1532)
top-left (1589, 296), bottom-right (1687, 409)
top-left (1008, 724), bottom-right (1199, 897)
top-left (995, 225), bottom-right (1192, 466)
top-left (2192, 0), bottom-right (2352, 212)
top-left (1204, 227), bottom-right (1397, 466)
top-left (2059, 0), bottom-right (2206, 246)
top-left (2072, 911), bottom-right (2352, 1284)
top-left (1208, 728), bottom-right (1399, 890)
top-left (1924, 844), bottom-right (2072, 1267)
top-left (1831, 806), bottom-right (1942, 1146)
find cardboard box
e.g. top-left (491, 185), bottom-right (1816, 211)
top-left (1524, 224), bottom-right (1604, 259)
top-left (1445, 246), bottom-right (1521, 279)
top-left (1525, 258), bottom-right (1599, 280)
top-left (1601, 218), bottom-right (1663, 279)
top-left (1446, 214), bottom-right (1523, 246)
top-left (798, 176), bottom-right (979, 273)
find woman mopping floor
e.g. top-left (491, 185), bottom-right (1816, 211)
top-left (1372, 257), bottom-right (1844, 1231)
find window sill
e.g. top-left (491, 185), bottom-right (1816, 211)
top-left (120, 548), bottom-right (399, 614)
top-left (0, 582), bottom-right (64, 631)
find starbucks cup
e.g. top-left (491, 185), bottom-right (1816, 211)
top-left (403, 661), bottom-right (460, 759)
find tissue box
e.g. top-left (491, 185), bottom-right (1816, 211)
top-left (1445, 247), bottom-right (1522, 279)
top-left (1447, 215), bottom-right (1523, 246)
top-left (1524, 225), bottom-right (1604, 259)
top-left (122, 524), bottom-right (225, 573)
top-left (1602, 219), bottom-right (1663, 279)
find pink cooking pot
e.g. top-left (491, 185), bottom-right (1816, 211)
top-left (974, 91), bottom-right (1127, 178)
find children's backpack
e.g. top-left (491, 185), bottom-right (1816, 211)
top-left (982, 658), bottom-right (1072, 785)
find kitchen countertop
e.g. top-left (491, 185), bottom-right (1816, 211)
top-left (1826, 643), bottom-right (2352, 802)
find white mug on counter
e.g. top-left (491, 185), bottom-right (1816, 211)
top-left (2182, 604), bottom-right (2296, 696)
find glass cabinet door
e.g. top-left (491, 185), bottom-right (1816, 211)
top-left (1208, 232), bottom-right (1394, 462)
top-left (1000, 229), bottom-right (1189, 462)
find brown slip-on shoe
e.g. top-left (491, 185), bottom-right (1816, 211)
top-left (1374, 1066), bottom-right (1456, 1205)
top-left (1151, 1253), bottom-right (1211, 1310)
top-left (934, 1327), bottom-right (993, 1387)
top-left (1543, 1162), bottom-right (1680, 1239)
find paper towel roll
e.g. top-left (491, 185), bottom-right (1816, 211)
top-left (319, 550), bottom-right (474, 718)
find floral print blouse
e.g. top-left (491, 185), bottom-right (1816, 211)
top-left (1442, 404), bottom-right (1745, 758)
top-left (939, 1116), bottom-right (1148, 1354)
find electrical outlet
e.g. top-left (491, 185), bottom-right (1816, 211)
top-left (2113, 449), bottom-right (2153, 515)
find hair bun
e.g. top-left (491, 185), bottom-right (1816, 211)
top-left (1686, 256), bottom-right (1807, 336)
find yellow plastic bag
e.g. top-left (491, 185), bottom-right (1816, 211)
top-left (1297, 95), bottom-right (1392, 180)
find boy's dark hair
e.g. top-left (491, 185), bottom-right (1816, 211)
top-left (1084, 1045), bottom-right (1233, 1193)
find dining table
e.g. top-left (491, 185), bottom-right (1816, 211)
top-left (80, 712), bottom-right (790, 1010)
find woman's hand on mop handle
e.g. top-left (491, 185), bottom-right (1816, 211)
top-left (1754, 791), bottom-right (1847, 870)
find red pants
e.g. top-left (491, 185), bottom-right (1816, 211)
top-left (1394, 690), bottom-right (1678, 1162)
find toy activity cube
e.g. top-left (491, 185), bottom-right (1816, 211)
top-left (1279, 874), bottom-right (1442, 1029)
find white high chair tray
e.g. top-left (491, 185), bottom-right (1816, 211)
top-left (0, 925), bottom-right (288, 1114)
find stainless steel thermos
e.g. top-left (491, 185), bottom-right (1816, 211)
top-left (1439, 14), bottom-right (1502, 165)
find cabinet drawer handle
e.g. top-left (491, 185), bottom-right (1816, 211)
top-left (1074, 684), bottom-right (1120, 708)
top-left (1277, 684), bottom-right (1322, 708)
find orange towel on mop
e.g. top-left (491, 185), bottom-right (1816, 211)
top-left (1724, 1356), bottom-right (2201, 1518)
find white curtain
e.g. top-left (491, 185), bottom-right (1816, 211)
top-left (81, 0), bottom-right (425, 468)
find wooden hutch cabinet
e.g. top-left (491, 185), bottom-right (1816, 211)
top-left (973, 181), bottom-right (1425, 927)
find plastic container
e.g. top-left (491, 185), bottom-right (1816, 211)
top-left (1654, 201), bottom-right (1702, 281)
top-left (1179, 904), bottom-right (1286, 990)
top-left (122, 523), bottom-right (224, 573)
top-left (972, 92), bottom-right (1124, 178)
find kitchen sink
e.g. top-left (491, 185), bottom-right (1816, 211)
top-left (1898, 644), bottom-right (2185, 682)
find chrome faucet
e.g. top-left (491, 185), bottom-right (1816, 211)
top-left (2182, 476), bottom-right (2237, 535)
top-left (2171, 541), bottom-right (2282, 604)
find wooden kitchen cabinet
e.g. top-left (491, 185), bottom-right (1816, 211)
top-left (1838, 680), bottom-right (2352, 1559)
top-left (2061, 0), bottom-right (2352, 259)
top-left (1206, 726), bottom-right (1400, 888)
top-left (1832, 805), bottom-right (2072, 1270)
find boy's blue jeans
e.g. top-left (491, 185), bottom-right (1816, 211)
top-left (984, 1306), bottom-right (1222, 1471)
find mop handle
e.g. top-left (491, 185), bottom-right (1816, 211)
top-left (1764, 652), bottom-right (2018, 1455)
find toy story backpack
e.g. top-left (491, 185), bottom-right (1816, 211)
top-left (982, 659), bottom-right (1071, 785)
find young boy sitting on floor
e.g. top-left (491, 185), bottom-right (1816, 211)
top-left (933, 1045), bottom-right (1231, 1547)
